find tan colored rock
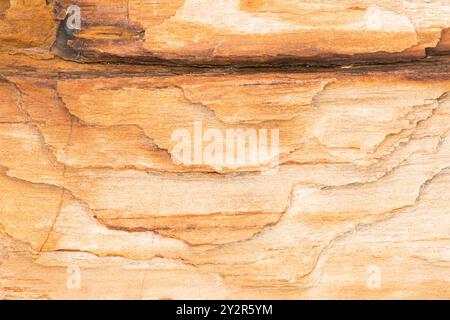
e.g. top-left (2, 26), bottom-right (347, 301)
top-left (0, 0), bottom-right (56, 49)
top-left (56, 0), bottom-right (450, 64)
top-left (0, 1), bottom-right (449, 300)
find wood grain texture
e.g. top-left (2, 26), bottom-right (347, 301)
top-left (55, 0), bottom-right (450, 64)
top-left (0, 1), bottom-right (449, 300)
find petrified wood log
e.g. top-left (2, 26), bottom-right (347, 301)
top-left (0, 0), bottom-right (449, 299)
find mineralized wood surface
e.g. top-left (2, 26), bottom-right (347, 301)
top-left (57, 0), bottom-right (450, 64)
top-left (0, 1), bottom-right (449, 300)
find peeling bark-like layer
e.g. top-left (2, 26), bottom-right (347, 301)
top-left (53, 0), bottom-right (450, 65)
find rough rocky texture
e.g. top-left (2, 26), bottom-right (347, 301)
top-left (55, 0), bottom-right (450, 65)
top-left (0, 0), bottom-right (449, 300)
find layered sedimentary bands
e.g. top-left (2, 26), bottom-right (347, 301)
top-left (0, 0), bottom-right (449, 299)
